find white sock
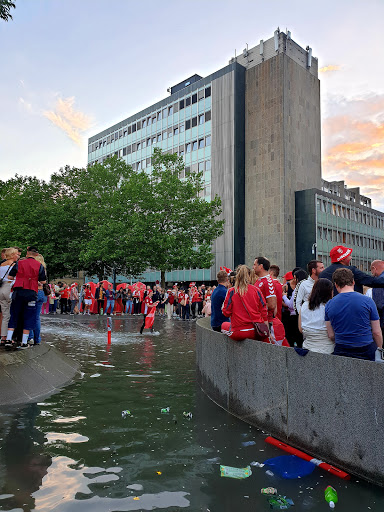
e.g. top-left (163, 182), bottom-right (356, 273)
top-left (6, 330), bottom-right (13, 341)
top-left (22, 333), bottom-right (29, 345)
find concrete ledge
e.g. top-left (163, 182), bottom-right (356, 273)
top-left (0, 343), bottom-right (80, 406)
top-left (196, 317), bottom-right (384, 486)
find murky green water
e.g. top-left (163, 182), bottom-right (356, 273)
top-left (0, 315), bottom-right (383, 511)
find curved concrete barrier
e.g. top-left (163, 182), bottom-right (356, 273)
top-left (0, 343), bottom-right (80, 406)
top-left (196, 317), bottom-right (384, 486)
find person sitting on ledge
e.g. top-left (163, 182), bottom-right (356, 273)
top-left (210, 270), bottom-right (230, 332)
top-left (325, 268), bottom-right (383, 361)
top-left (221, 265), bottom-right (268, 342)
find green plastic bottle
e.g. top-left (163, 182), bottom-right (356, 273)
top-left (324, 486), bottom-right (338, 508)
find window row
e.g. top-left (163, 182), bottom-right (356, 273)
top-left (89, 87), bottom-right (212, 152)
top-left (122, 134), bottom-right (211, 157)
top-left (90, 111), bottom-right (211, 152)
top-left (317, 197), bottom-right (384, 228)
top-left (317, 226), bottom-right (384, 250)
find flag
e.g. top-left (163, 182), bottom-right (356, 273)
top-left (144, 307), bottom-right (156, 329)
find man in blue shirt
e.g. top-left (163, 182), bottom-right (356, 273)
top-left (325, 268), bottom-right (383, 361)
top-left (211, 270), bottom-right (230, 332)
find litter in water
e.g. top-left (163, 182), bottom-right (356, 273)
top-left (266, 470), bottom-right (275, 476)
top-left (183, 411), bottom-right (193, 419)
top-left (161, 407), bottom-right (170, 413)
top-left (122, 410), bottom-right (132, 418)
top-left (220, 465), bottom-right (252, 479)
top-left (264, 455), bottom-right (316, 479)
top-left (261, 487), bottom-right (278, 495)
top-left (242, 440), bottom-right (256, 447)
top-left (267, 495), bottom-right (294, 509)
top-left (250, 461), bottom-right (265, 467)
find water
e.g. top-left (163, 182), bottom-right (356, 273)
top-left (0, 315), bottom-right (383, 511)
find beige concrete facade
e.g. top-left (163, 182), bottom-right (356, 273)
top-left (244, 33), bottom-right (321, 272)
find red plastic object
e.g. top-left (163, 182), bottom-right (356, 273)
top-left (107, 316), bottom-right (112, 344)
top-left (265, 436), bottom-right (350, 480)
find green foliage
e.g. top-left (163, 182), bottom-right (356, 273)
top-left (0, 0), bottom-right (16, 22)
top-left (0, 150), bottom-right (224, 283)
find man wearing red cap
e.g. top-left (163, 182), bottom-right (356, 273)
top-left (319, 245), bottom-right (384, 295)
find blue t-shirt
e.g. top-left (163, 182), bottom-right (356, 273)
top-left (210, 284), bottom-right (228, 328)
top-left (325, 292), bottom-right (379, 346)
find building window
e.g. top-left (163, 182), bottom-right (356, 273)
top-left (162, 131), bottom-right (167, 140)
top-left (137, 120), bottom-right (142, 130)
top-left (152, 136), bottom-right (156, 144)
top-left (169, 105), bottom-right (173, 115)
top-left (180, 99), bottom-right (185, 109)
top-left (123, 130), bottom-right (127, 137)
top-left (147, 138), bottom-right (151, 146)
top-left (180, 123), bottom-right (185, 133)
top-left (185, 119), bottom-right (191, 130)
top-left (198, 90), bottom-right (204, 101)
top-left (199, 138), bottom-right (205, 149)
top-left (185, 166), bottom-right (191, 175)
top-left (199, 114), bottom-right (205, 125)
top-left (127, 145), bottom-right (132, 154)
top-left (157, 112), bottom-right (161, 121)
top-left (146, 158), bottom-right (151, 167)
top-left (128, 126), bottom-right (132, 135)
top-left (174, 126), bottom-right (179, 136)
top-left (163, 108), bottom-right (167, 119)
top-left (192, 116), bottom-right (197, 127)
top-left (186, 143), bottom-right (191, 153)
top-left (186, 96), bottom-right (191, 107)
top-left (206, 160), bottom-right (211, 170)
top-left (192, 93), bottom-right (197, 104)
top-left (152, 115), bottom-right (157, 124)
top-left (132, 124), bottom-right (137, 133)
top-left (198, 161), bottom-right (205, 172)
top-left (192, 140), bottom-right (198, 151)
top-left (179, 145), bottom-right (184, 156)
top-left (137, 142), bottom-right (141, 151)
top-left (205, 110), bottom-right (212, 122)
top-left (206, 135), bottom-right (211, 146)
top-left (205, 87), bottom-right (211, 98)
top-left (123, 147), bottom-right (127, 156)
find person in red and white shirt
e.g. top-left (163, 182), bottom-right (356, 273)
top-left (181, 289), bottom-right (190, 320)
top-left (140, 290), bottom-right (159, 334)
top-left (253, 256), bottom-right (277, 323)
top-left (268, 264), bottom-right (283, 321)
top-left (191, 286), bottom-right (202, 319)
top-left (83, 284), bottom-right (94, 315)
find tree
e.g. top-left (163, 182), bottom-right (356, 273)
top-left (139, 148), bottom-right (224, 287)
top-left (0, 0), bottom-right (16, 22)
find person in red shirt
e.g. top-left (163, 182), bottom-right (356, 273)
top-left (83, 284), bottom-right (94, 315)
top-left (181, 289), bottom-right (190, 320)
top-left (191, 285), bottom-right (202, 319)
top-left (268, 264), bottom-right (283, 321)
top-left (221, 265), bottom-right (268, 341)
top-left (253, 256), bottom-right (277, 323)
top-left (140, 290), bottom-right (159, 334)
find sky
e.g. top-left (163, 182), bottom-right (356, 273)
top-left (1, 0), bottom-right (384, 209)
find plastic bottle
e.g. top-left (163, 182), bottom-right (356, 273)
top-left (161, 407), bottom-right (170, 413)
top-left (183, 411), bottom-right (193, 419)
top-left (324, 486), bottom-right (338, 508)
top-left (122, 410), bottom-right (131, 418)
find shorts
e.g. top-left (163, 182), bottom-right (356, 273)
top-left (84, 299), bottom-right (92, 305)
top-left (9, 289), bottom-right (38, 331)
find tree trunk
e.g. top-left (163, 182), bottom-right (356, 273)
top-left (161, 270), bottom-right (165, 290)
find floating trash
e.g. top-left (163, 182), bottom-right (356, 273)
top-left (183, 411), bottom-right (193, 419)
top-left (220, 465), bottom-right (252, 479)
top-left (266, 470), bottom-right (275, 477)
top-left (261, 487), bottom-right (278, 495)
top-left (264, 455), bottom-right (316, 479)
top-left (122, 410), bottom-right (131, 418)
top-left (250, 461), bottom-right (265, 467)
top-left (324, 485), bottom-right (338, 509)
top-left (267, 495), bottom-right (294, 509)
top-left (242, 440), bottom-right (256, 447)
top-left (161, 407), bottom-right (170, 414)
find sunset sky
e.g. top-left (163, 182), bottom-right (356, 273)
top-left (1, 0), bottom-right (384, 209)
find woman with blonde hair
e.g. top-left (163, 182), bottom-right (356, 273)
top-left (221, 264), bottom-right (269, 342)
top-left (0, 247), bottom-right (19, 347)
top-left (27, 253), bottom-right (48, 345)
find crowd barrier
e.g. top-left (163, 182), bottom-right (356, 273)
top-left (196, 317), bottom-right (384, 486)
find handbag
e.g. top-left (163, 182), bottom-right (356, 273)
top-left (43, 283), bottom-right (51, 296)
top-left (240, 296), bottom-right (270, 341)
top-left (0, 262), bottom-right (15, 288)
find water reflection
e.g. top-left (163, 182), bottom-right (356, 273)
top-left (0, 316), bottom-right (383, 512)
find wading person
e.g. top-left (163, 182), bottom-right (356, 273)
top-left (140, 289), bottom-right (159, 334)
top-left (5, 246), bottom-right (46, 349)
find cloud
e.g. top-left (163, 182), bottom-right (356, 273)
top-left (18, 97), bottom-right (33, 113)
top-left (43, 97), bottom-right (92, 146)
top-left (319, 65), bottom-right (341, 73)
top-left (322, 93), bottom-right (384, 210)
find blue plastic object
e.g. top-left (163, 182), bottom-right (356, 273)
top-left (263, 455), bottom-right (316, 479)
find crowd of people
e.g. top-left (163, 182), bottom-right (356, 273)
top-left (1, 243), bottom-right (384, 359)
top-left (210, 245), bottom-right (384, 362)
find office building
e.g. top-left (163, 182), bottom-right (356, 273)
top-left (296, 180), bottom-right (384, 271)
top-left (88, 30), bottom-right (322, 281)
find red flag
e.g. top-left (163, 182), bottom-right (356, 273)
top-left (144, 306), bottom-right (156, 329)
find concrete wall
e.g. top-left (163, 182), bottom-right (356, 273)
top-left (0, 344), bottom-right (80, 406)
top-left (196, 318), bottom-right (384, 486)
top-left (244, 51), bottom-right (321, 272)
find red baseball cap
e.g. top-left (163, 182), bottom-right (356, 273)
top-left (284, 271), bottom-right (293, 280)
top-left (330, 245), bottom-right (353, 263)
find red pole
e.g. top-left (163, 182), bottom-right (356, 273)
top-left (107, 316), bottom-right (112, 344)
